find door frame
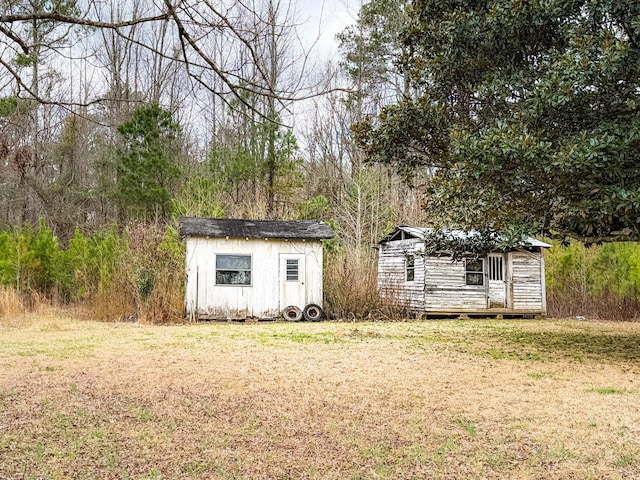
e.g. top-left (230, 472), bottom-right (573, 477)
top-left (487, 253), bottom-right (509, 308)
top-left (279, 253), bottom-right (306, 310)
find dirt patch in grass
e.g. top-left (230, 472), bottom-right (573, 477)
top-left (1, 318), bottom-right (639, 479)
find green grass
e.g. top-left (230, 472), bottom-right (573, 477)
top-left (455, 417), bottom-right (478, 439)
top-left (586, 387), bottom-right (632, 395)
top-left (255, 330), bottom-right (343, 345)
top-left (615, 452), bottom-right (637, 468)
top-left (527, 371), bottom-right (554, 379)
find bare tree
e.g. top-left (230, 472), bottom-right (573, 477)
top-left (0, 0), bottom-right (331, 112)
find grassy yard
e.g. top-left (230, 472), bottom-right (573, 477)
top-left (1, 314), bottom-right (639, 479)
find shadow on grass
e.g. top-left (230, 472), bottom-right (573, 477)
top-left (495, 330), bottom-right (640, 362)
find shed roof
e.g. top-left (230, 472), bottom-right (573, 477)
top-left (179, 217), bottom-right (334, 241)
top-left (377, 225), bottom-right (551, 248)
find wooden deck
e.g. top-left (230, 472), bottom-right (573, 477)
top-left (422, 308), bottom-right (545, 319)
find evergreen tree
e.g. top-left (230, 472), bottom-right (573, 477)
top-left (116, 103), bottom-right (182, 222)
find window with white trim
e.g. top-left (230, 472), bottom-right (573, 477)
top-left (405, 254), bottom-right (415, 282)
top-left (216, 254), bottom-right (251, 285)
top-left (465, 258), bottom-right (484, 286)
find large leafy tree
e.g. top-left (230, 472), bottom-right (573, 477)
top-left (116, 103), bottom-right (181, 222)
top-left (353, 0), bottom-right (640, 243)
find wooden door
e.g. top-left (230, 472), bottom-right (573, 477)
top-left (279, 253), bottom-right (306, 310)
top-left (488, 254), bottom-right (507, 308)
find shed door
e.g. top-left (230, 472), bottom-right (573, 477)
top-left (279, 254), bottom-right (306, 310)
top-left (488, 254), bottom-right (506, 308)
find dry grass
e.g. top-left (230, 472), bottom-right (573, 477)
top-left (1, 316), bottom-right (640, 479)
top-left (0, 288), bottom-right (56, 321)
top-left (323, 251), bottom-right (406, 320)
top-left (0, 287), bottom-right (23, 319)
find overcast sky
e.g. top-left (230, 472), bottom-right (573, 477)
top-left (299, 0), bottom-right (359, 60)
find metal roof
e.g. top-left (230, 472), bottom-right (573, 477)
top-left (179, 217), bottom-right (334, 241)
top-left (378, 225), bottom-right (551, 248)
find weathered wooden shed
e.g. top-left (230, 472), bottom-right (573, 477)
top-left (376, 225), bottom-right (551, 317)
top-left (179, 217), bottom-right (334, 321)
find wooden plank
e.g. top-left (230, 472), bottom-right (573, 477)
top-left (510, 251), bottom-right (544, 311)
top-left (377, 239), bottom-right (426, 310)
top-left (423, 256), bottom-right (487, 309)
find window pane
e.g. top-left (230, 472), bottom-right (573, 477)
top-left (216, 255), bottom-right (251, 285)
top-left (216, 270), bottom-right (251, 285)
top-left (286, 259), bottom-right (299, 281)
top-left (216, 255), bottom-right (251, 270)
top-left (466, 259), bottom-right (483, 273)
top-left (466, 258), bottom-right (484, 285)
top-left (405, 255), bottom-right (415, 281)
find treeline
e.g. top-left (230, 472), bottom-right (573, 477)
top-left (0, 222), bottom-right (183, 322)
top-left (2, 0), bottom-right (640, 321)
top-left (3, 220), bottom-right (640, 321)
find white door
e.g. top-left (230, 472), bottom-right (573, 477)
top-left (488, 254), bottom-right (506, 308)
top-left (279, 253), bottom-right (306, 310)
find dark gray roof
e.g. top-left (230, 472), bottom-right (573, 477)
top-left (179, 217), bottom-right (334, 240)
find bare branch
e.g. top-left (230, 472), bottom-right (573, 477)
top-left (0, 12), bottom-right (171, 30)
top-left (0, 23), bottom-right (29, 52)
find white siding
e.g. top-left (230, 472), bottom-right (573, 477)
top-left (510, 250), bottom-right (545, 312)
top-left (377, 239), bottom-right (425, 311)
top-left (423, 257), bottom-right (488, 311)
top-left (185, 237), bottom-right (323, 319)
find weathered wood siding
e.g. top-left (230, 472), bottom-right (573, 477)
top-left (377, 239), bottom-right (425, 311)
top-left (185, 237), bottom-right (323, 318)
top-left (376, 225), bottom-right (548, 315)
top-left (510, 250), bottom-right (546, 313)
top-left (423, 257), bottom-right (488, 311)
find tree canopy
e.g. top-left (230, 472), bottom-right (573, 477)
top-left (353, 0), bottom-right (640, 243)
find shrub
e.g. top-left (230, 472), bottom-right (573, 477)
top-left (0, 220), bottom-right (185, 323)
top-left (323, 247), bottom-right (409, 321)
top-left (545, 241), bottom-right (640, 320)
top-left (0, 221), bottom-right (69, 299)
top-left (93, 224), bottom-right (184, 323)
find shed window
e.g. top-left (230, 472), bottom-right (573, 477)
top-left (465, 258), bottom-right (484, 286)
top-left (405, 255), bottom-right (415, 282)
top-left (286, 259), bottom-right (299, 281)
top-left (216, 254), bottom-right (251, 285)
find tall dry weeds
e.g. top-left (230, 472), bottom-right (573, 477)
top-left (0, 287), bottom-right (59, 326)
top-left (0, 287), bottom-right (23, 319)
top-left (91, 273), bottom-right (138, 321)
top-left (90, 224), bottom-right (185, 323)
top-left (323, 249), bottom-right (408, 320)
top-left (547, 291), bottom-right (640, 321)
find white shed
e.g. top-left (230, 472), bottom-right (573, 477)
top-left (376, 225), bottom-right (551, 317)
top-left (179, 217), bottom-right (334, 321)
